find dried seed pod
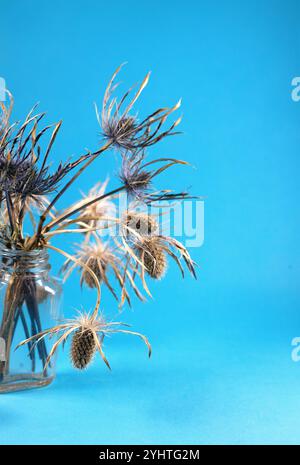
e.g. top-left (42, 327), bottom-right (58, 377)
top-left (71, 328), bottom-right (96, 369)
top-left (81, 257), bottom-right (105, 289)
top-left (17, 310), bottom-right (151, 373)
top-left (125, 212), bottom-right (158, 236)
top-left (73, 181), bottom-right (115, 232)
top-left (100, 65), bottom-right (182, 152)
top-left (138, 238), bottom-right (167, 279)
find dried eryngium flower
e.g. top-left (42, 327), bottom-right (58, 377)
top-left (61, 181), bottom-right (115, 233)
top-left (119, 149), bottom-right (192, 203)
top-left (62, 239), bottom-right (133, 304)
top-left (17, 311), bottom-right (151, 371)
top-left (138, 238), bottom-right (167, 279)
top-left (71, 328), bottom-right (96, 369)
top-left (123, 210), bottom-right (159, 237)
top-left (119, 150), bottom-right (151, 200)
top-left (80, 255), bottom-right (105, 289)
top-left (98, 64), bottom-right (182, 151)
top-left (0, 110), bottom-right (89, 200)
top-left (64, 241), bottom-right (113, 286)
top-left (135, 235), bottom-right (197, 280)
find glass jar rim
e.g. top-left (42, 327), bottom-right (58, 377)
top-left (0, 246), bottom-right (50, 274)
top-left (0, 245), bottom-right (48, 258)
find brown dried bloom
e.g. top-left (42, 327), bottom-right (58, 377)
top-left (62, 238), bottom-right (135, 304)
top-left (17, 311), bottom-right (151, 371)
top-left (71, 328), bottom-right (96, 369)
top-left (139, 238), bottom-right (167, 279)
top-left (135, 235), bottom-right (197, 280)
top-left (119, 149), bottom-right (193, 203)
top-left (97, 64), bottom-right (182, 151)
top-left (63, 181), bottom-right (115, 232)
top-left (123, 210), bottom-right (159, 238)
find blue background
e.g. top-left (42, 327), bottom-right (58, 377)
top-left (1, 0), bottom-right (300, 445)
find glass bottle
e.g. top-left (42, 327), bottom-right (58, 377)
top-left (0, 246), bottom-right (62, 393)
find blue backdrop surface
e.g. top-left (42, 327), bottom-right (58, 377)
top-left (1, 0), bottom-right (300, 445)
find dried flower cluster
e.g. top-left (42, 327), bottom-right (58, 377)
top-left (0, 65), bottom-right (197, 381)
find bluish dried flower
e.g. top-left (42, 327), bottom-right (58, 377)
top-left (119, 150), bottom-right (151, 200)
top-left (119, 149), bottom-right (192, 204)
top-left (97, 64), bottom-right (182, 151)
top-left (0, 105), bottom-right (90, 199)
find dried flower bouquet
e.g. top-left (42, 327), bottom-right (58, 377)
top-left (0, 65), bottom-right (196, 386)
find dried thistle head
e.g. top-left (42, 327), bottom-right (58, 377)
top-left (0, 102), bottom-right (91, 200)
top-left (122, 209), bottom-right (159, 238)
top-left (62, 238), bottom-right (135, 305)
top-left (17, 311), bottom-right (151, 371)
top-left (77, 181), bottom-right (116, 230)
top-left (55, 181), bottom-right (116, 235)
top-left (137, 237), bottom-right (167, 279)
top-left (119, 149), bottom-right (193, 203)
top-left (64, 241), bottom-right (115, 288)
top-left (80, 254), bottom-right (108, 290)
top-left (97, 64), bottom-right (182, 151)
top-left (71, 327), bottom-right (97, 369)
top-left (119, 150), bottom-right (152, 200)
top-left (135, 235), bottom-right (197, 280)
top-left (101, 114), bottom-right (138, 151)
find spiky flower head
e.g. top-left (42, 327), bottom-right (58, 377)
top-left (80, 253), bottom-right (107, 289)
top-left (17, 311), bottom-right (151, 372)
top-left (65, 241), bottom-right (116, 289)
top-left (76, 181), bottom-right (116, 230)
top-left (119, 149), bottom-right (192, 204)
top-left (62, 238), bottom-right (135, 305)
top-left (135, 235), bottom-right (197, 280)
top-left (122, 210), bottom-right (159, 238)
top-left (136, 236), bottom-right (167, 279)
top-left (119, 150), bottom-right (151, 200)
top-left (0, 101), bottom-right (90, 199)
top-left (98, 64), bottom-right (182, 151)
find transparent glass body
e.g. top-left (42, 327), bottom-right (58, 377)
top-left (0, 247), bottom-right (62, 393)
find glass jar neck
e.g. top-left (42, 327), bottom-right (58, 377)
top-left (0, 247), bottom-right (50, 277)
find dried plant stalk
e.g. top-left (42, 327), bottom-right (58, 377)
top-left (0, 273), bottom-right (48, 380)
top-left (0, 64), bottom-right (197, 383)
